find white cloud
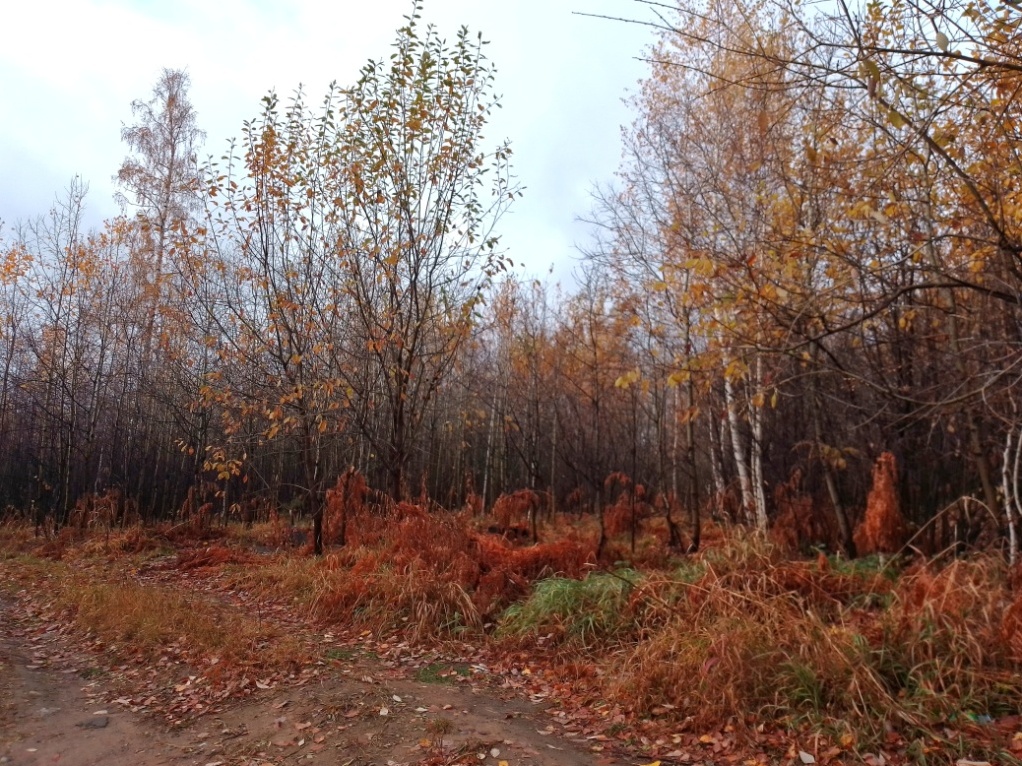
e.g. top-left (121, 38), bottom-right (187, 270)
top-left (0, 0), bottom-right (653, 274)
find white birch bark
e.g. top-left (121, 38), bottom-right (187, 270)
top-left (1002, 428), bottom-right (1020, 567)
top-left (748, 355), bottom-right (768, 532)
top-left (723, 367), bottom-right (755, 526)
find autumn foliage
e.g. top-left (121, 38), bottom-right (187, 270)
top-left (854, 452), bottom-right (909, 555)
top-left (323, 467), bottom-right (367, 547)
top-left (769, 469), bottom-right (836, 553)
top-left (491, 489), bottom-right (541, 538)
top-left (602, 474), bottom-right (653, 539)
top-left (8, 0), bottom-right (1022, 759)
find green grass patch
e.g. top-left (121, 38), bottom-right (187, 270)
top-left (325, 647), bottom-right (356, 662)
top-left (499, 568), bottom-right (640, 647)
top-left (414, 662), bottom-right (471, 683)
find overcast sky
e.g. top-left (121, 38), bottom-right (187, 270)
top-left (0, 0), bottom-right (655, 280)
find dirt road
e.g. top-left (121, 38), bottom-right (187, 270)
top-left (0, 595), bottom-right (620, 766)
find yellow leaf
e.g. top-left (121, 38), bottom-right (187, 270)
top-left (642, 762), bottom-right (662, 766)
top-left (668, 370), bottom-right (691, 387)
top-left (678, 405), bottom-right (701, 425)
top-left (861, 58), bottom-right (881, 83)
top-left (615, 368), bottom-right (641, 389)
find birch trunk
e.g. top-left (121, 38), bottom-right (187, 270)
top-left (723, 370), bottom-right (755, 526)
top-left (748, 356), bottom-right (768, 532)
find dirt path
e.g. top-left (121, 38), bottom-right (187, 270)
top-left (0, 595), bottom-right (622, 766)
top-left (0, 597), bottom-right (193, 766)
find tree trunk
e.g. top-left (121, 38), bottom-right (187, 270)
top-left (748, 356), bottom-right (768, 532)
top-left (809, 363), bottom-right (856, 558)
top-left (685, 377), bottom-right (701, 553)
top-left (724, 370), bottom-right (755, 526)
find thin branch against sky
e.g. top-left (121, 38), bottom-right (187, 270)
top-left (0, 0), bottom-right (654, 280)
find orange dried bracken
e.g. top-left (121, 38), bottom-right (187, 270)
top-left (854, 452), bottom-right (908, 555)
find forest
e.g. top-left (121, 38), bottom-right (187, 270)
top-left (3, 0), bottom-right (1022, 763)
top-left (0, 0), bottom-right (1019, 561)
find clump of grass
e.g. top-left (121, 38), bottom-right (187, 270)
top-left (499, 568), bottom-right (640, 648)
top-left (312, 557), bottom-right (481, 640)
top-left (221, 552), bottom-right (323, 607)
top-left (425, 716), bottom-right (455, 752)
top-left (0, 518), bottom-right (39, 556)
top-left (609, 541), bottom-right (1022, 754)
top-left (878, 557), bottom-right (1022, 719)
top-left (615, 572), bottom-right (843, 724)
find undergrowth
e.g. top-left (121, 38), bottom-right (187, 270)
top-left (609, 541), bottom-right (1022, 756)
top-left (2, 509), bottom-right (1021, 762)
top-left (500, 568), bottom-right (640, 648)
top-left (217, 508), bottom-right (597, 640)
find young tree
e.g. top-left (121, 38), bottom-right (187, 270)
top-left (117, 69), bottom-right (208, 514)
top-left (117, 68), bottom-right (203, 361)
top-left (331, 2), bottom-right (519, 498)
top-left (194, 1), bottom-right (517, 551)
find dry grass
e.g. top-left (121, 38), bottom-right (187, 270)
top-left (59, 580), bottom-right (305, 670)
top-left (221, 551), bottom-right (323, 602)
top-left (0, 553), bottom-right (308, 684)
top-left (605, 538), bottom-right (1021, 748)
top-left (312, 554), bottom-right (481, 639)
top-left (0, 518), bottom-right (38, 555)
top-left (216, 508), bottom-right (596, 640)
top-left (3, 509), bottom-right (1020, 760)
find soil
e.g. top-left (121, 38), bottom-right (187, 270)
top-left (0, 595), bottom-right (619, 766)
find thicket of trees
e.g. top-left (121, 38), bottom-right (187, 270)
top-left (2, 0), bottom-right (1021, 560)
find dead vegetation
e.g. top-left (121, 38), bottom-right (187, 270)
top-left (2, 475), bottom-right (1022, 764)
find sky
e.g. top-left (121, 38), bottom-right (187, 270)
top-left (0, 0), bottom-right (656, 280)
